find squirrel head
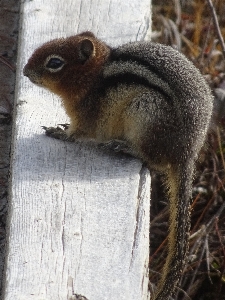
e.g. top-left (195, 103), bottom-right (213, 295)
top-left (23, 31), bottom-right (110, 95)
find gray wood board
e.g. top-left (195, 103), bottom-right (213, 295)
top-left (3, 0), bottom-right (151, 299)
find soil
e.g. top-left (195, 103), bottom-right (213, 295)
top-left (0, 0), bottom-right (20, 297)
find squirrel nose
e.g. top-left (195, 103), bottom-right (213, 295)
top-left (23, 65), bottom-right (30, 77)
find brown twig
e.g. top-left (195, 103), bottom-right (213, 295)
top-left (214, 217), bottom-right (225, 296)
top-left (191, 195), bottom-right (214, 234)
top-left (191, 193), bottom-right (201, 210)
top-left (173, 0), bottom-right (181, 26)
top-left (0, 55), bottom-right (16, 72)
top-left (216, 126), bottom-right (225, 171)
top-left (149, 236), bottom-right (168, 264)
top-left (205, 234), bottom-right (213, 284)
top-left (188, 236), bottom-right (206, 292)
top-left (206, 0), bottom-right (225, 58)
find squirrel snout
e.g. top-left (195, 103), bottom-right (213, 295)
top-left (23, 65), bottom-right (31, 77)
top-left (23, 65), bottom-right (42, 85)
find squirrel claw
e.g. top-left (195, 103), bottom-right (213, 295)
top-left (57, 123), bottom-right (70, 129)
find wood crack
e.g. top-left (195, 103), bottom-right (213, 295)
top-left (129, 165), bottom-right (149, 270)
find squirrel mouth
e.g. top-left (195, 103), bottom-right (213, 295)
top-left (29, 77), bottom-right (42, 85)
top-left (23, 67), bottom-right (43, 86)
top-left (27, 76), bottom-right (43, 87)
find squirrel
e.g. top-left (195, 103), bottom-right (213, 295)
top-left (23, 31), bottom-right (213, 300)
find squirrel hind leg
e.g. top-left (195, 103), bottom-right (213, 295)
top-left (98, 139), bottom-right (137, 157)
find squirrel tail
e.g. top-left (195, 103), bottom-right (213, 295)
top-left (153, 161), bottom-right (193, 300)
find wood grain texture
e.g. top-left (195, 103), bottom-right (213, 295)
top-left (3, 0), bottom-right (151, 299)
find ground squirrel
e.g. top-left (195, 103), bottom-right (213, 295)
top-left (23, 31), bottom-right (213, 300)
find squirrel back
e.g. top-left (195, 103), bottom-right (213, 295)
top-left (23, 32), bottom-right (213, 299)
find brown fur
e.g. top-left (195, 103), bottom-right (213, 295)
top-left (24, 32), bottom-right (111, 136)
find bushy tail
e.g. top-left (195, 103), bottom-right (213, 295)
top-left (153, 162), bottom-right (193, 300)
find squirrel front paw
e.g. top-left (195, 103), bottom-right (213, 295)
top-left (42, 124), bottom-right (75, 142)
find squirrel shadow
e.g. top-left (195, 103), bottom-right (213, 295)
top-left (12, 132), bottom-right (143, 183)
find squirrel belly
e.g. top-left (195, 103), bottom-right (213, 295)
top-left (23, 31), bottom-right (213, 300)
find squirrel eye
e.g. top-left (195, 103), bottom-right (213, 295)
top-left (45, 57), bottom-right (65, 71)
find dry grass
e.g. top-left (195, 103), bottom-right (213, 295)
top-left (150, 1), bottom-right (225, 299)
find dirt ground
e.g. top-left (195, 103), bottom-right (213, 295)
top-left (0, 0), bottom-right (20, 296)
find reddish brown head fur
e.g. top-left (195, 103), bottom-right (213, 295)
top-left (23, 31), bottom-right (110, 98)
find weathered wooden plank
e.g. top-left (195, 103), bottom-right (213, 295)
top-left (3, 1), bottom-right (151, 299)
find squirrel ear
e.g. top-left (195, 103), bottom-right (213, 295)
top-left (78, 39), bottom-right (94, 63)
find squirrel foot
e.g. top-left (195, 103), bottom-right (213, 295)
top-left (99, 139), bottom-right (135, 156)
top-left (42, 125), bottom-right (75, 142)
